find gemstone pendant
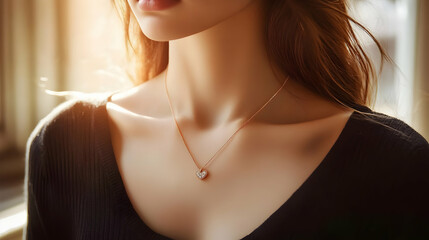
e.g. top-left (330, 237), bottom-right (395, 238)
top-left (196, 169), bottom-right (208, 180)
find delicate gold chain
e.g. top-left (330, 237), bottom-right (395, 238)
top-left (164, 66), bottom-right (288, 178)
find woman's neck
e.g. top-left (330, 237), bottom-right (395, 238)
top-left (166, 0), bottom-right (286, 129)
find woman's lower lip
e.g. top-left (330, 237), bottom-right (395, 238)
top-left (137, 0), bottom-right (179, 11)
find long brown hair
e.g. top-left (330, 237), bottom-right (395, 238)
top-left (112, 0), bottom-right (387, 109)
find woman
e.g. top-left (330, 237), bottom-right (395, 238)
top-left (25, 0), bottom-right (429, 239)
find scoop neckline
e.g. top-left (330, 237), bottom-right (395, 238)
top-left (98, 93), bottom-right (369, 239)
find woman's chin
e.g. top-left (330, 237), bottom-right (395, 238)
top-left (139, 21), bottom-right (197, 42)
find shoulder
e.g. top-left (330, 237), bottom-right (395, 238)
top-left (24, 92), bottom-right (114, 229)
top-left (346, 106), bottom-right (429, 160)
top-left (26, 91), bottom-right (112, 164)
top-left (343, 107), bottom-right (429, 202)
top-left (341, 107), bottom-right (429, 215)
top-left (28, 92), bottom-right (111, 139)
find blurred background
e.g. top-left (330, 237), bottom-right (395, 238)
top-left (0, 0), bottom-right (428, 239)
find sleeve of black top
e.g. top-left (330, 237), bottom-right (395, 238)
top-left (23, 98), bottom-right (82, 240)
top-left (24, 125), bottom-right (49, 240)
top-left (412, 140), bottom-right (429, 215)
top-left (401, 136), bottom-right (429, 237)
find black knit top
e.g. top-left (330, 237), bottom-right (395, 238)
top-left (24, 93), bottom-right (429, 240)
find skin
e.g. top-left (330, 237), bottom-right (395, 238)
top-left (106, 0), bottom-right (354, 239)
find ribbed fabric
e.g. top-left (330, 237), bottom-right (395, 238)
top-left (24, 92), bottom-right (429, 240)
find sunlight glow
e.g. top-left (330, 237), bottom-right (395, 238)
top-left (0, 204), bottom-right (27, 237)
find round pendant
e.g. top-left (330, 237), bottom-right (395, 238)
top-left (196, 169), bottom-right (208, 180)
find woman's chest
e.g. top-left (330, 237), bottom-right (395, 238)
top-left (107, 110), bottom-right (352, 240)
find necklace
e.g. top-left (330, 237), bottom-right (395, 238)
top-left (164, 67), bottom-right (288, 180)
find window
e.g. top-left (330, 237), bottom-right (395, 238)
top-left (350, 0), bottom-right (418, 124)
